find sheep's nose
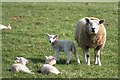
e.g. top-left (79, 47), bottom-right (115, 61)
top-left (91, 28), bottom-right (95, 32)
top-left (49, 41), bottom-right (51, 43)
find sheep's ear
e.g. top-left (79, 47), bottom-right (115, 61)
top-left (99, 19), bottom-right (104, 24)
top-left (85, 18), bottom-right (90, 23)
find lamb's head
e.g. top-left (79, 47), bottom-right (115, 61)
top-left (45, 56), bottom-right (56, 65)
top-left (85, 18), bottom-right (104, 34)
top-left (46, 34), bottom-right (58, 43)
top-left (15, 57), bottom-right (28, 65)
top-left (8, 24), bottom-right (12, 29)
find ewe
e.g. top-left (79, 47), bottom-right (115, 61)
top-left (74, 17), bottom-right (106, 66)
top-left (41, 56), bottom-right (60, 75)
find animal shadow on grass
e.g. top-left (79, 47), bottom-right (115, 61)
top-left (57, 58), bottom-right (82, 65)
top-left (56, 59), bottom-right (66, 64)
top-left (56, 59), bottom-right (79, 65)
top-left (28, 57), bottom-right (45, 64)
top-left (28, 57), bottom-right (45, 73)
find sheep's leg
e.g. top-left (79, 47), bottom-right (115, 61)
top-left (82, 50), bottom-right (87, 63)
top-left (94, 50), bottom-right (98, 65)
top-left (86, 51), bottom-right (90, 65)
top-left (94, 48), bottom-right (101, 66)
top-left (83, 48), bottom-right (90, 65)
top-left (54, 50), bottom-right (60, 61)
top-left (65, 51), bottom-right (71, 64)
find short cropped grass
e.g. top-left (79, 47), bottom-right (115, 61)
top-left (2, 2), bottom-right (118, 78)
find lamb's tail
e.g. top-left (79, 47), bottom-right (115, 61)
top-left (71, 43), bottom-right (77, 55)
top-left (72, 43), bottom-right (80, 64)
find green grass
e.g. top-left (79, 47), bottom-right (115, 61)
top-left (2, 2), bottom-right (118, 78)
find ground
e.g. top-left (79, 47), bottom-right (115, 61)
top-left (2, 2), bottom-right (118, 78)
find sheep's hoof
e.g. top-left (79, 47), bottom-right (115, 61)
top-left (98, 64), bottom-right (102, 66)
top-left (94, 62), bottom-right (102, 66)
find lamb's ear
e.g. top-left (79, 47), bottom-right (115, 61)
top-left (45, 56), bottom-right (48, 59)
top-left (85, 18), bottom-right (90, 23)
top-left (8, 24), bottom-right (11, 29)
top-left (99, 19), bottom-right (104, 24)
top-left (55, 35), bottom-right (58, 38)
top-left (46, 33), bottom-right (49, 37)
top-left (15, 57), bottom-right (19, 60)
top-left (53, 34), bottom-right (58, 38)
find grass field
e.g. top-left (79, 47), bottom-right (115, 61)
top-left (2, 2), bottom-right (118, 78)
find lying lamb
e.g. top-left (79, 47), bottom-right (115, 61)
top-left (46, 34), bottom-right (80, 64)
top-left (74, 17), bottom-right (106, 66)
top-left (41, 56), bottom-right (60, 75)
top-left (11, 57), bottom-right (33, 74)
top-left (0, 24), bottom-right (11, 30)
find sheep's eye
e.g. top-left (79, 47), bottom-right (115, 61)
top-left (88, 23), bottom-right (92, 26)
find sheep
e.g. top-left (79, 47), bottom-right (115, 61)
top-left (46, 34), bottom-right (80, 64)
top-left (0, 24), bottom-right (11, 30)
top-left (11, 57), bottom-right (34, 74)
top-left (74, 17), bottom-right (106, 66)
top-left (41, 56), bottom-right (60, 75)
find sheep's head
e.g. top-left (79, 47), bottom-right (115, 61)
top-left (45, 56), bottom-right (56, 65)
top-left (15, 57), bottom-right (28, 65)
top-left (46, 34), bottom-right (58, 43)
top-left (85, 18), bottom-right (104, 34)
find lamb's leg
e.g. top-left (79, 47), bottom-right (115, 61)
top-left (72, 45), bottom-right (80, 64)
top-left (94, 49), bottom-right (101, 66)
top-left (54, 50), bottom-right (60, 61)
top-left (65, 51), bottom-right (71, 64)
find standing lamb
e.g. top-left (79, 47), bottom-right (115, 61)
top-left (46, 34), bottom-right (80, 64)
top-left (74, 17), bottom-right (106, 66)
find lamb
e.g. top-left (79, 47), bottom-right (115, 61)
top-left (74, 17), bottom-right (106, 66)
top-left (11, 57), bottom-right (33, 74)
top-left (41, 56), bottom-right (60, 75)
top-left (46, 34), bottom-right (80, 64)
top-left (0, 24), bottom-right (11, 30)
